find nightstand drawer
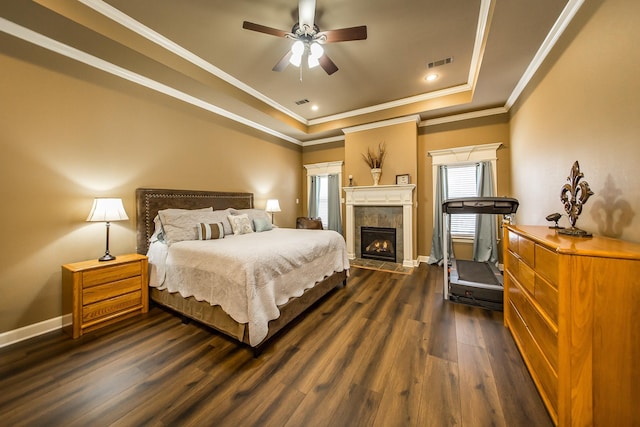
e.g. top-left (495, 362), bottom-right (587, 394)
top-left (83, 276), bottom-right (142, 305)
top-left (82, 290), bottom-right (142, 323)
top-left (63, 254), bottom-right (148, 338)
top-left (82, 262), bottom-right (142, 288)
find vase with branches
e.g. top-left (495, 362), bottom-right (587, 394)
top-left (362, 142), bottom-right (386, 169)
top-left (362, 142), bottom-right (386, 185)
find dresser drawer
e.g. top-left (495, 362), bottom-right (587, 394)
top-left (508, 299), bottom-right (558, 418)
top-left (518, 235), bottom-right (535, 267)
top-left (506, 250), bottom-right (519, 280)
top-left (83, 276), bottom-right (142, 305)
top-left (508, 277), bottom-right (558, 371)
top-left (82, 262), bottom-right (142, 288)
top-left (508, 230), bottom-right (519, 255)
top-left (534, 244), bottom-right (558, 286)
top-left (517, 258), bottom-right (536, 295)
top-left (82, 290), bottom-right (142, 323)
top-left (534, 275), bottom-right (558, 326)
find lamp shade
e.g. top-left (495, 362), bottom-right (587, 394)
top-left (86, 198), bottom-right (129, 222)
top-left (265, 199), bottom-right (281, 213)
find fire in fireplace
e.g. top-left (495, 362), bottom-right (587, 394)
top-left (361, 226), bottom-right (396, 262)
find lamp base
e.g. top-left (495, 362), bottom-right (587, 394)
top-left (99, 253), bottom-right (116, 262)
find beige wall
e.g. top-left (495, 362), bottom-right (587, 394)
top-left (0, 49), bottom-right (301, 333)
top-left (418, 115), bottom-right (512, 259)
top-left (344, 120), bottom-right (418, 187)
top-left (510, 0), bottom-right (640, 243)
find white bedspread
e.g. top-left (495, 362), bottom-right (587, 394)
top-left (147, 228), bottom-right (349, 346)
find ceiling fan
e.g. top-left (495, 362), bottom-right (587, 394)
top-left (242, 0), bottom-right (367, 75)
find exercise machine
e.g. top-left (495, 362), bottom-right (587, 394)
top-left (442, 197), bottom-right (519, 310)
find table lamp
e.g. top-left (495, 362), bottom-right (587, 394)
top-left (86, 198), bottom-right (129, 261)
top-left (265, 199), bottom-right (281, 223)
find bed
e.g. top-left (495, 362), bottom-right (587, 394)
top-left (136, 188), bottom-right (349, 349)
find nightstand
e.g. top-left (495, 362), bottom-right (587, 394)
top-left (62, 253), bottom-right (149, 338)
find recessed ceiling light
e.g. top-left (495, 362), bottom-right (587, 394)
top-left (425, 73), bottom-right (438, 82)
top-left (311, 105), bottom-right (319, 111)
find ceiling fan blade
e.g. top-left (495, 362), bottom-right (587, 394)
top-left (318, 26), bottom-right (367, 43)
top-left (272, 51), bottom-right (293, 72)
top-left (319, 54), bottom-right (338, 75)
top-left (298, 0), bottom-right (316, 30)
top-left (242, 21), bottom-right (289, 38)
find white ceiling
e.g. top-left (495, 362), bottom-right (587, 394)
top-left (1, 0), bottom-right (580, 144)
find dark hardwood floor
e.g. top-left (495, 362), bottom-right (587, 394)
top-left (0, 264), bottom-right (552, 426)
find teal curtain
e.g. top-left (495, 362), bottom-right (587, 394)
top-left (473, 161), bottom-right (498, 263)
top-left (428, 165), bottom-right (450, 265)
top-left (308, 176), bottom-right (319, 218)
top-left (327, 174), bottom-right (342, 233)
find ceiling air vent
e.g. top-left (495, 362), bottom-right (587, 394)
top-left (427, 57), bottom-right (453, 69)
top-left (295, 98), bottom-right (310, 105)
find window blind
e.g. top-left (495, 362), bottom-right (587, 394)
top-left (446, 164), bottom-right (477, 236)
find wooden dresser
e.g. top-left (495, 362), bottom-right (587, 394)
top-left (504, 225), bottom-right (639, 426)
top-left (62, 254), bottom-right (149, 338)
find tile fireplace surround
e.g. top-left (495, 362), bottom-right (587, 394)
top-left (344, 184), bottom-right (416, 268)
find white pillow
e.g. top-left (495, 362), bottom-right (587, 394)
top-left (151, 207), bottom-right (213, 243)
top-left (228, 213), bottom-right (254, 235)
top-left (158, 208), bottom-right (233, 245)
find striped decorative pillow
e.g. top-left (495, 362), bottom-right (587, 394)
top-left (197, 222), bottom-right (225, 240)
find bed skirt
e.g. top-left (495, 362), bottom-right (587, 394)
top-left (150, 269), bottom-right (348, 348)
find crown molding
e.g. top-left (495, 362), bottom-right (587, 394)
top-left (301, 135), bottom-right (345, 147)
top-left (76, 0), bottom-right (491, 132)
top-left (5, 0), bottom-right (582, 147)
top-left (420, 107), bottom-right (508, 127)
top-left (0, 17), bottom-right (303, 146)
top-left (77, 0), bottom-right (307, 124)
top-left (506, 0), bottom-right (585, 109)
top-left (342, 115), bottom-right (422, 134)
top-left (308, 84), bottom-right (471, 126)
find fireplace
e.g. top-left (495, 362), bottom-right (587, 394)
top-left (344, 184), bottom-right (415, 267)
top-left (361, 226), bottom-right (396, 262)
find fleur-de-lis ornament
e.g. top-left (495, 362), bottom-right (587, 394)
top-left (559, 161), bottom-right (594, 237)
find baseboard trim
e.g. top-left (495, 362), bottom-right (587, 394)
top-left (417, 255), bottom-right (431, 265)
top-left (0, 314), bottom-right (72, 349)
top-left (2, 258), bottom-right (433, 348)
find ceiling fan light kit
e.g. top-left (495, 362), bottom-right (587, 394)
top-left (242, 0), bottom-right (367, 76)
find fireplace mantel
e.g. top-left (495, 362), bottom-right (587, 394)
top-left (344, 184), bottom-right (416, 267)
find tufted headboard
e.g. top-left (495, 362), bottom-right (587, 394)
top-left (135, 188), bottom-right (254, 254)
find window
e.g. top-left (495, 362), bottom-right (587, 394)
top-left (446, 164), bottom-right (477, 237)
top-left (428, 143), bottom-right (501, 239)
top-left (304, 161), bottom-right (343, 232)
